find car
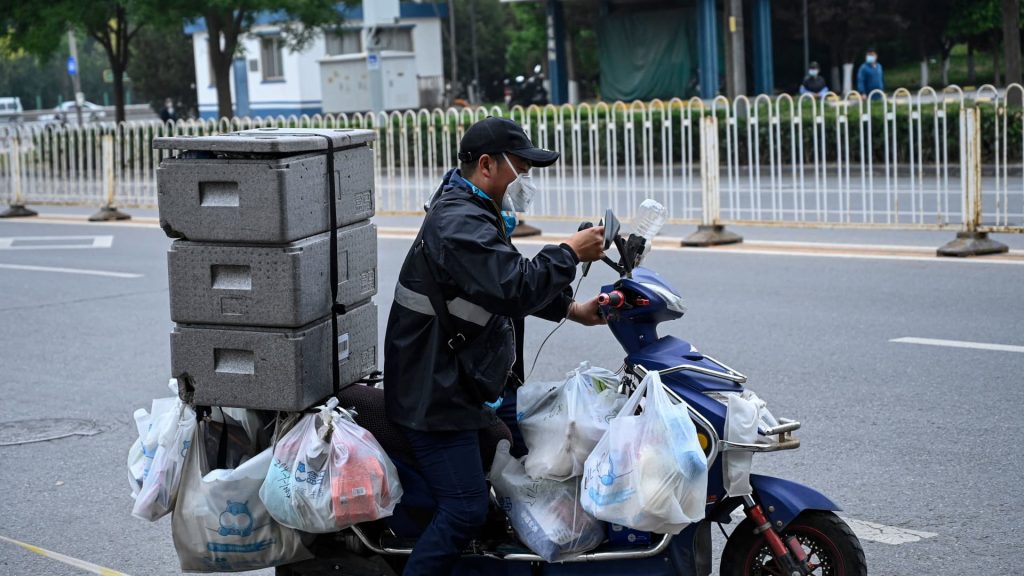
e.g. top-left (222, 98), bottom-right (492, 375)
top-left (0, 97), bottom-right (23, 123)
top-left (39, 100), bottom-right (107, 125)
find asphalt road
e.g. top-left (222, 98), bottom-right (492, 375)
top-left (0, 214), bottom-right (1021, 575)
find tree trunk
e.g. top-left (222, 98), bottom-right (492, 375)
top-left (994, 41), bottom-right (1002, 86)
top-left (205, 9), bottom-right (241, 119)
top-left (1002, 0), bottom-right (1022, 105)
top-left (920, 60), bottom-right (929, 88)
top-left (967, 41), bottom-right (976, 85)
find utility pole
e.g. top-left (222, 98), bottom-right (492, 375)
top-left (802, 0), bottom-right (809, 73)
top-left (1002, 0), bottom-right (1022, 106)
top-left (448, 1), bottom-right (459, 103)
top-left (469, 0), bottom-right (480, 104)
top-left (67, 29), bottom-right (84, 126)
top-left (726, 0), bottom-right (746, 98)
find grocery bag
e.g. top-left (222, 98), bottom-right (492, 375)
top-left (489, 440), bottom-right (604, 562)
top-left (132, 400), bottom-right (197, 521)
top-left (580, 370), bottom-right (708, 534)
top-left (724, 390), bottom-right (776, 497)
top-left (518, 362), bottom-right (626, 480)
top-left (260, 404), bottom-right (402, 533)
top-left (171, 422), bottom-right (312, 572)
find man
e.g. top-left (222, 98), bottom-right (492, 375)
top-left (383, 116), bottom-right (605, 575)
top-left (159, 98), bottom-right (179, 123)
top-left (857, 50), bottom-right (885, 98)
top-left (799, 61), bottom-right (829, 97)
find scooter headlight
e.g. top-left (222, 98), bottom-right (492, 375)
top-left (639, 282), bottom-right (687, 314)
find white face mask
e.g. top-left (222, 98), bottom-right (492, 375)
top-left (502, 154), bottom-right (537, 213)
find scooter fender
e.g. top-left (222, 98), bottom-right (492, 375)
top-left (750, 474), bottom-right (841, 529)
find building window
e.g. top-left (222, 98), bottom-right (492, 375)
top-left (376, 27), bottom-right (413, 52)
top-left (325, 30), bottom-right (362, 56)
top-left (261, 37), bottom-right (284, 80)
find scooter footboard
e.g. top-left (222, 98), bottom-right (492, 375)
top-left (750, 474), bottom-right (841, 529)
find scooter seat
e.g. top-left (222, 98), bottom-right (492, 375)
top-left (336, 383), bottom-right (512, 472)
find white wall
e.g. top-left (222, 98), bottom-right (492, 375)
top-left (191, 13), bottom-right (445, 117)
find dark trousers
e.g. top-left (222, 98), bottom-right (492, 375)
top-left (399, 427), bottom-right (490, 576)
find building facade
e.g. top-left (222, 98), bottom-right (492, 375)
top-left (187, 3), bottom-right (448, 119)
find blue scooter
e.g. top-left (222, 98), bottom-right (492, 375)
top-left (281, 209), bottom-right (866, 576)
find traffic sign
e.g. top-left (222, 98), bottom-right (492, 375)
top-left (67, 57), bottom-right (77, 76)
top-left (367, 53), bottom-right (380, 71)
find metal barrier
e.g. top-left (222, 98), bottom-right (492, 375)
top-left (1, 86), bottom-right (1021, 251)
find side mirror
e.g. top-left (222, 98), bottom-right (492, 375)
top-left (602, 208), bottom-right (620, 250)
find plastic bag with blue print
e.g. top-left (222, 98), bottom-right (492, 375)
top-left (580, 370), bottom-right (708, 535)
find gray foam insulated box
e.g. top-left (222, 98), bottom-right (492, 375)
top-left (167, 220), bottom-right (378, 328)
top-left (171, 300), bottom-right (379, 411)
top-left (154, 128), bottom-right (376, 243)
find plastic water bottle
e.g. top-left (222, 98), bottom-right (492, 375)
top-left (633, 199), bottom-right (667, 259)
top-left (633, 199), bottom-right (667, 242)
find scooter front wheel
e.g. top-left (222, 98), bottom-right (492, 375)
top-left (719, 511), bottom-right (866, 576)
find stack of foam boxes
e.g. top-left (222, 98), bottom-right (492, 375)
top-left (153, 128), bottom-right (379, 411)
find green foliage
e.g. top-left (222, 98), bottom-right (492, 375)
top-left (127, 25), bottom-right (197, 118)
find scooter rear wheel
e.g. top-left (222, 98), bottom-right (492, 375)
top-left (719, 511), bottom-right (866, 576)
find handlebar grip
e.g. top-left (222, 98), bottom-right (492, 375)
top-left (597, 291), bottom-right (625, 308)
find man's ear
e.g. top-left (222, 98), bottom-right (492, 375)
top-left (479, 154), bottom-right (498, 180)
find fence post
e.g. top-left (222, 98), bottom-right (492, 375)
top-left (0, 133), bottom-right (38, 218)
top-left (683, 115), bottom-right (742, 246)
top-left (937, 106), bottom-right (1006, 256)
top-left (88, 132), bottom-right (131, 222)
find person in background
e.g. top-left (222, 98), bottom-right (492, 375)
top-left (799, 61), bottom-right (829, 97)
top-left (159, 98), bottom-right (178, 123)
top-left (856, 50), bottom-right (885, 99)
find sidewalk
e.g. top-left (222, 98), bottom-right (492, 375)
top-left (6, 206), bottom-right (1024, 253)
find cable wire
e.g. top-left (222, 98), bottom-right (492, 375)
top-left (524, 273), bottom-right (587, 384)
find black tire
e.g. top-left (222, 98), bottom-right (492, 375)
top-left (720, 511), bottom-right (867, 576)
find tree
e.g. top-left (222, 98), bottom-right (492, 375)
top-left (897, 0), bottom-right (953, 88)
top-left (127, 24), bottom-right (197, 119)
top-left (774, 0), bottom-right (903, 93)
top-left (161, 0), bottom-right (355, 119)
top-left (0, 0), bottom-right (159, 123)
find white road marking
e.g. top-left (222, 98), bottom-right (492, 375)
top-left (842, 517), bottom-right (938, 545)
top-left (0, 263), bottom-right (142, 278)
top-left (0, 235), bottom-right (114, 250)
top-left (891, 337), bottom-right (1024, 354)
top-left (728, 510), bottom-right (937, 545)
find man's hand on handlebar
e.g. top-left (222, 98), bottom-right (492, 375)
top-left (568, 296), bottom-right (607, 326)
top-left (565, 226), bottom-right (605, 262)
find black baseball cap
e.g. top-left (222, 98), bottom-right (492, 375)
top-left (457, 116), bottom-right (560, 167)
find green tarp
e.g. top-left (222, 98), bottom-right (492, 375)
top-left (598, 6), bottom-right (698, 102)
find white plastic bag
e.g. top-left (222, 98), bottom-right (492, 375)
top-left (127, 407), bottom-right (153, 497)
top-left (489, 440), bottom-right (605, 562)
top-left (172, 438), bottom-right (313, 572)
top-left (724, 390), bottom-right (775, 497)
top-left (132, 400), bottom-right (197, 521)
top-left (580, 370), bottom-right (708, 534)
top-left (518, 362), bottom-right (626, 480)
top-left (260, 405), bottom-right (403, 533)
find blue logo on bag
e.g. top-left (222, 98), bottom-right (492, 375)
top-left (294, 462), bottom-right (323, 486)
top-left (180, 439), bottom-right (191, 458)
top-left (217, 500), bottom-right (255, 537)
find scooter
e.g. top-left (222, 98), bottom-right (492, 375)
top-left (280, 209), bottom-right (866, 576)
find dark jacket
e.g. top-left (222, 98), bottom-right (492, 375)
top-left (800, 75), bottom-right (828, 96)
top-left (384, 169), bottom-right (578, 431)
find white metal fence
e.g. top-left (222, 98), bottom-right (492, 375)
top-left (1, 84), bottom-right (1022, 235)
